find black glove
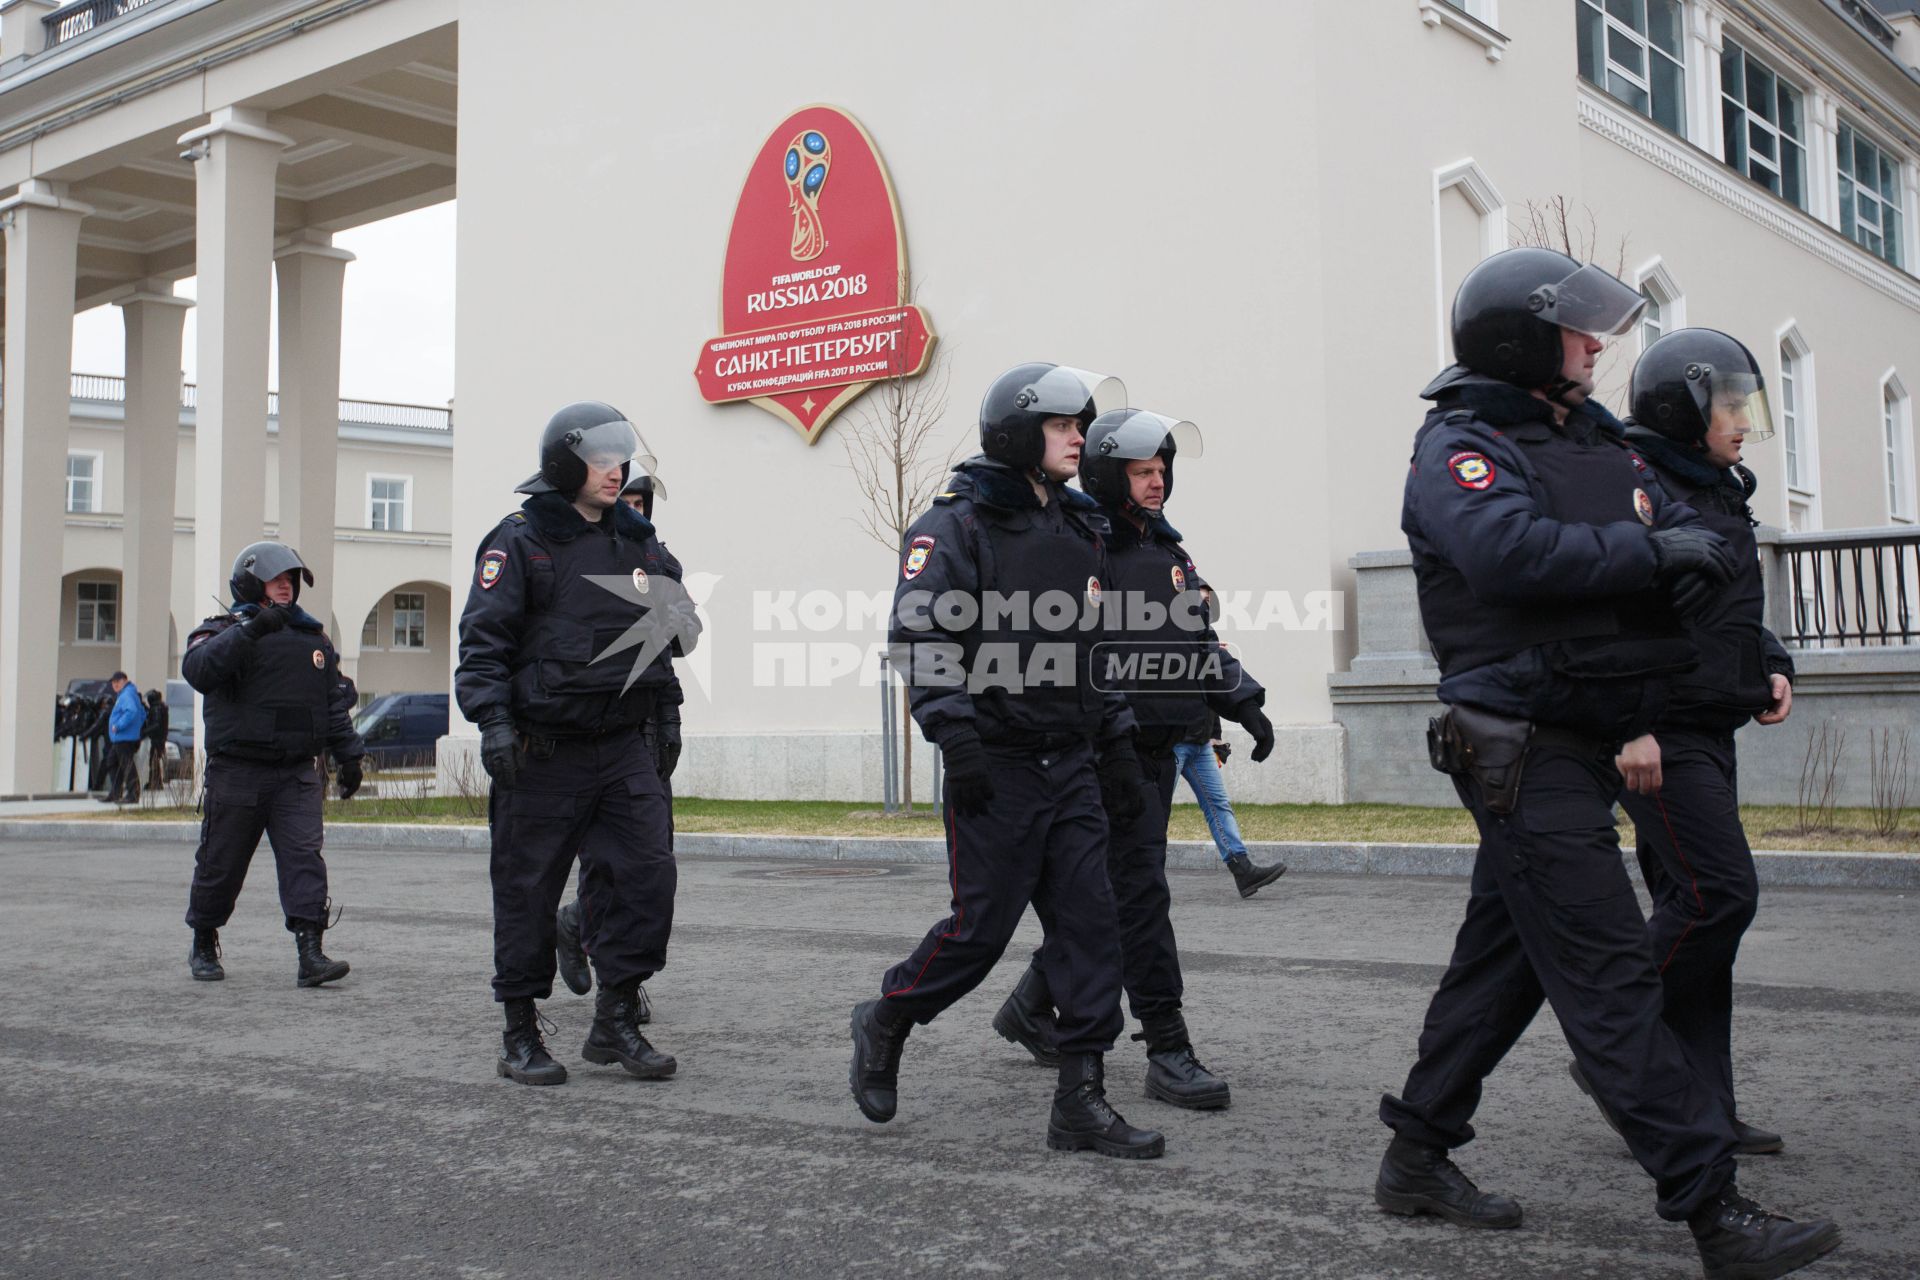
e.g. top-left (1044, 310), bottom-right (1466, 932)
top-left (335, 757), bottom-right (363, 801)
top-left (1212, 741), bottom-right (1232, 767)
top-left (241, 603), bottom-right (290, 640)
top-left (653, 714), bottom-right (683, 781)
top-left (939, 728), bottom-right (996, 818)
top-left (1668, 571), bottom-right (1720, 621)
top-left (1096, 746), bottom-right (1149, 826)
top-left (1649, 527), bottom-right (1738, 585)
top-left (1235, 705), bottom-right (1276, 763)
top-left (479, 711), bottom-right (520, 788)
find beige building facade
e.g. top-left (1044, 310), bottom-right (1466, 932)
top-left (4, 0), bottom-right (1918, 799)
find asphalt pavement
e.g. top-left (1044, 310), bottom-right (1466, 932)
top-left (1, 834), bottom-right (1915, 1279)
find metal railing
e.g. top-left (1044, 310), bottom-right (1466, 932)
top-left (41, 0), bottom-right (164, 48)
top-left (1773, 527), bottom-right (1920, 648)
top-left (67, 371), bottom-right (452, 431)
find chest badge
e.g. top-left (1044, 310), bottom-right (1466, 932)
top-left (1171, 564), bottom-right (1187, 592)
top-left (631, 568), bottom-right (650, 595)
top-left (903, 535), bottom-right (935, 581)
top-left (311, 649), bottom-right (325, 670)
top-left (1086, 576), bottom-right (1103, 608)
top-left (1633, 488), bottom-right (1654, 526)
top-left (1448, 451), bottom-right (1495, 491)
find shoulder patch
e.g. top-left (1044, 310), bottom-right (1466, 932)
top-left (1448, 451), bottom-right (1495, 491)
top-left (903, 535), bottom-right (936, 580)
top-left (479, 549), bottom-right (508, 590)
top-left (505, 512), bottom-right (527, 524)
top-left (932, 491), bottom-right (960, 506)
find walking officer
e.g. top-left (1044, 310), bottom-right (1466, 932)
top-left (1571, 327), bottom-right (1795, 1156)
top-left (991, 407), bottom-right (1281, 1110)
top-left (1376, 248), bottom-right (1840, 1280)
top-left (182, 542), bottom-right (364, 986)
top-left (457, 401), bottom-right (698, 1087)
top-left (850, 362), bottom-right (1164, 1159)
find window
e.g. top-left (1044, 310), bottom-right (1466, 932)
top-left (1886, 376), bottom-right (1915, 522)
top-left (1576, 0), bottom-right (1687, 136)
top-left (1778, 330), bottom-right (1819, 530)
top-left (368, 475), bottom-right (412, 532)
top-left (1720, 39), bottom-right (1806, 210)
top-left (390, 592), bottom-right (426, 649)
top-left (1633, 260), bottom-right (1682, 355)
top-left (66, 452), bottom-right (102, 514)
top-left (361, 607), bottom-right (379, 650)
top-left (1638, 290), bottom-right (1664, 351)
top-left (1838, 120), bottom-right (1905, 269)
top-left (76, 580), bottom-right (118, 643)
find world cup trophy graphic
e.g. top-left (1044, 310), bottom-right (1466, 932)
top-left (784, 129), bottom-right (831, 261)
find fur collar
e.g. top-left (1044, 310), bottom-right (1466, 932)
top-left (950, 454), bottom-right (1100, 515)
top-left (1109, 510), bottom-right (1185, 548)
top-left (521, 491), bottom-right (656, 542)
top-left (233, 602), bottom-right (324, 631)
top-left (1623, 424), bottom-right (1733, 491)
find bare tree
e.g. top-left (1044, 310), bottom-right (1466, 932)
top-left (839, 282), bottom-right (962, 811)
top-left (1796, 720), bottom-right (1847, 835)
top-left (1508, 197), bottom-right (1637, 402)
top-left (1867, 726), bottom-right (1913, 839)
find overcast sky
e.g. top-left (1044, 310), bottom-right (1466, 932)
top-left (70, 200), bottom-right (456, 409)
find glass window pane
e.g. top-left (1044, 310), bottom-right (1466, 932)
top-left (1723, 99), bottom-right (1747, 172)
top-left (1880, 154), bottom-right (1898, 205)
top-left (1887, 208), bottom-right (1904, 269)
top-left (1647, 0), bottom-right (1682, 56)
top-left (1746, 62), bottom-right (1774, 123)
top-left (1652, 57), bottom-right (1684, 134)
top-left (1783, 141), bottom-right (1806, 208)
top-left (1577, 2), bottom-right (1604, 86)
top-left (1749, 121), bottom-right (1776, 163)
top-left (1777, 84), bottom-right (1803, 141)
top-left (1841, 178), bottom-right (1856, 236)
top-left (1721, 44), bottom-right (1744, 103)
top-left (1857, 136), bottom-right (1876, 181)
top-left (1607, 0), bottom-right (1642, 26)
top-left (1839, 123), bottom-right (1855, 174)
top-left (1608, 71), bottom-right (1651, 116)
top-left (1609, 26), bottom-right (1645, 77)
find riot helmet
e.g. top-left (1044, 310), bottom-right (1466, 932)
top-left (1631, 328), bottom-right (1776, 448)
top-left (1079, 409), bottom-right (1203, 515)
top-left (515, 401), bottom-right (655, 499)
top-left (619, 471), bottom-right (667, 520)
top-left (1452, 248), bottom-right (1646, 390)
top-left (978, 363), bottom-right (1126, 469)
top-left (230, 541), bottom-right (314, 605)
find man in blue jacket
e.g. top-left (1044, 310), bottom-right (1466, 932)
top-left (99, 671), bottom-right (146, 804)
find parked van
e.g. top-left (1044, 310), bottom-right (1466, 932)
top-left (353, 693), bottom-right (450, 767)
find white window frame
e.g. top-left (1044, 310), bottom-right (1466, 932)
top-left (390, 591), bottom-right (427, 650)
top-left (360, 604), bottom-right (381, 653)
top-left (1577, 0), bottom-right (1688, 137)
top-left (1431, 159), bottom-right (1508, 369)
top-left (1777, 323), bottom-right (1820, 531)
top-left (366, 473), bottom-right (414, 533)
top-left (66, 450), bottom-right (103, 515)
top-left (1837, 116), bottom-right (1906, 270)
top-left (1719, 36), bottom-right (1809, 211)
top-left (1418, 0), bottom-right (1509, 61)
top-left (1634, 258), bottom-right (1685, 355)
top-left (74, 578), bottom-right (119, 644)
top-left (1884, 371), bottom-right (1916, 523)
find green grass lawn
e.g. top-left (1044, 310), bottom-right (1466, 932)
top-left (74, 792), bottom-right (1919, 852)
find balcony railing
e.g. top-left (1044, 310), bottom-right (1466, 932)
top-left (1772, 527), bottom-right (1920, 648)
top-left (68, 371), bottom-right (451, 432)
top-left (41, 0), bottom-right (164, 48)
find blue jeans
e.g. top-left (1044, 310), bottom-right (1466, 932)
top-left (1172, 742), bottom-right (1246, 862)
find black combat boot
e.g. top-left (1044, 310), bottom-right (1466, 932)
top-left (1374, 1134), bottom-right (1522, 1228)
top-left (554, 900), bottom-right (591, 996)
top-left (292, 922), bottom-right (349, 987)
top-left (634, 980), bottom-right (653, 1025)
top-left (1733, 1118), bottom-right (1784, 1155)
top-left (1136, 1011), bottom-right (1231, 1110)
top-left (498, 997), bottom-right (567, 1086)
top-left (582, 977), bottom-right (676, 1078)
top-left (1226, 853), bottom-right (1286, 898)
top-left (1688, 1183), bottom-right (1840, 1280)
top-left (991, 961), bottom-right (1060, 1067)
top-left (848, 999), bottom-right (911, 1123)
top-left (188, 928), bottom-right (224, 982)
top-left (1048, 1053), bottom-right (1165, 1159)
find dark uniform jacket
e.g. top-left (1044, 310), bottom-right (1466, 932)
top-left (1403, 367), bottom-right (1705, 740)
top-left (1100, 511), bottom-right (1263, 740)
top-left (889, 455), bottom-right (1137, 752)
top-left (183, 604), bottom-right (363, 766)
top-left (456, 492), bottom-right (699, 739)
top-left (1623, 426), bottom-right (1794, 731)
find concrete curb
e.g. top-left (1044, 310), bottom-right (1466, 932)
top-left (3, 820), bottom-right (1915, 888)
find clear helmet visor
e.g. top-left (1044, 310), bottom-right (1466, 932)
top-left (569, 418), bottom-right (655, 477)
top-left (1534, 263), bottom-right (1647, 337)
top-left (1702, 371), bottom-right (1776, 443)
top-left (1018, 365), bottom-right (1127, 419)
top-left (1089, 409), bottom-right (1204, 460)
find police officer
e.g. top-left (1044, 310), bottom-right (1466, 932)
top-left (1376, 249), bottom-right (1840, 1279)
top-left (1572, 328), bottom-right (1794, 1157)
top-left (457, 401), bottom-right (698, 1087)
top-left (182, 542), bottom-right (364, 986)
top-left (849, 362), bottom-right (1163, 1159)
top-left (991, 408), bottom-right (1280, 1110)
top-left (553, 467), bottom-right (682, 1021)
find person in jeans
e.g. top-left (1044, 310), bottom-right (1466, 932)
top-left (1173, 712), bottom-right (1284, 898)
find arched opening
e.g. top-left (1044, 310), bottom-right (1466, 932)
top-left (353, 579), bottom-right (453, 704)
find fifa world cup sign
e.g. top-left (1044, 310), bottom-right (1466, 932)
top-left (694, 105), bottom-right (936, 444)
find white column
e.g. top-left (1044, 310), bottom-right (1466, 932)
top-left (0, 180), bottom-right (91, 793)
top-left (1901, 161), bottom-right (1920, 274)
top-left (1807, 90), bottom-right (1842, 229)
top-left (116, 284), bottom-right (193, 690)
top-left (179, 107), bottom-right (290, 621)
top-left (274, 231), bottom-right (354, 635)
top-left (1689, 6), bottom-right (1726, 162)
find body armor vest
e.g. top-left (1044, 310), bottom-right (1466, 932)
top-left (970, 501), bottom-right (1104, 742)
top-left (203, 625), bottom-right (333, 762)
top-left (1103, 530), bottom-right (1212, 729)
top-left (1646, 464), bottom-right (1771, 727)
